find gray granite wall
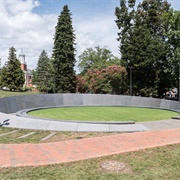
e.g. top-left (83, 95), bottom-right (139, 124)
top-left (0, 94), bottom-right (179, 114)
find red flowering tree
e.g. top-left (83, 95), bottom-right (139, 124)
top-left (76, 75), bottom-right (87, 93)
top-left (105, 65), bottom-right (127, 94)
top-left (85, 65), bottom-right (127, 94)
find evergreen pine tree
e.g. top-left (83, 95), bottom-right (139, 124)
top-left (52, 5), bottom-right (76, 93)
top-left (34, 50), bottom-right (54, 93)
top-left (1, 47), bottom-right (25, 91)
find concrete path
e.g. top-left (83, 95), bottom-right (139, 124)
top-left (0, 112), bottom-right (149, 132)
top-left (138, 119), bottom-right (180, 130)
top-left (0, 129), bottom-right (179, 168)
top-left (1, 112), bottom-right (180, 132)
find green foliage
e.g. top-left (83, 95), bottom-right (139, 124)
top-left (78, 65), bottom-right (127, 94)
top-left (78, 46), bottom-right (120, 74)
top-left (52, 5), bottom-right (76, 93)
top-left (0, 47), bottom-right (25, 91)
top-left (164, 9), bottom-right (180, 89)
top-left (115, 0), bottom-right (173, 97)
top-left (0, 89), bottom-right (38, 98)
top-left (139, 88), bottom-right (158, 97)
top-left (33, 50), bottom-right (54, 93)
top-left (77, 47), bottom-right (123, 94)
top-left (138, 0), bottom-right (170, 36)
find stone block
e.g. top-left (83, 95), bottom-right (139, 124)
top-left (91, 94), bottom-right (102, 105)
top-left (83, 94), bottom-right (93, 106)
top-left (53, 94), bottom-right (63, 106)
top-left (15, 95), bottom-right (27, 111)
top-left (169, 100), bottom-right (180, 111)
top-left (0, 97), bottom-right (9, 113)
top-left (7, 96), bottom-right (18, 113)
top-left (63, 94), bottom-right (74, 106)
top-left (131, 96), bottom-right (161, 108)
top-left (160, 99), bottom-right (170, 110)
top-left (101, 94), bottom-right (114, 106)
top-left (116, 95), bottom-right (132, 106)
top-left (72, 93), bottom-right (83, 106)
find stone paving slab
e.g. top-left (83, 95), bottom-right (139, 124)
top-left (138, 119), bottom-right (180, 130)
top-left (0, 130), bottom-right (18, 137)
top-left (77, 123), bottom-right (109, 132)
top-left (109, 124), bottom-right (149, 132)
top-left (18, 132), bottom-right (35, 139)
top-left (41, 132), bottom-right (56, 141)
top-left (46, 121), bottom-right (78, 131)
top-left (0, 129), bottom-right (179, 168)
top-left (0, 113), bottom-right (49, 130)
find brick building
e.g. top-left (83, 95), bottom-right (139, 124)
top-left (19, 50), bottom-right (32, 87)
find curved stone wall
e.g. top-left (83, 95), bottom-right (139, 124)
top-left (0, 93), bottom-right (179, 114)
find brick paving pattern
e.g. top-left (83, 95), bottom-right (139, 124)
top-left (0, 129), bottom-right (180, 168)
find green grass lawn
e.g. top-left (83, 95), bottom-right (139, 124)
top-left (0, 89), bottom-right (38, 98)
top-left (0, 144), bottom-right (179, 180)
top-left (28, 106), bottom-right (179, 122)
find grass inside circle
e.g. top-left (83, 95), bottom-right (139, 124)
top-left (27, 106), bottom-right (179, 122)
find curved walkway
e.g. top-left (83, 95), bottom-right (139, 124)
top-left (0, 112), bottom-right (180, 168)
top-left (0, 112), bottom-right (149, 132)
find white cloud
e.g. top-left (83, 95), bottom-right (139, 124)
top-left (0, 0), bottom-right (57, 69)
top-left (5, 0), bottom-right (40, 15)
top-left (74, 14), bottom-right (120, 69)
top-left (73, 17), bottom-right (120, 73)
top-left (0, 0), bottom-right (120, 73)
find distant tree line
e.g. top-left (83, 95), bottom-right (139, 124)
top-left (77, 0), bottom-right (179, 97)
top-left (115, 0), bottom-right (180, 97)
top-left (0, 1), bottom-right (179, 98)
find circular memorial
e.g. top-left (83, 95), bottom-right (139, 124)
top-left (0, 94), bottom-right (179, 120)
top-left (0, 94), bottom-right (179, 132)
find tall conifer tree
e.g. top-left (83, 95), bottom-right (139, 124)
top-left (1, 47), bottom-right (24, 91)
top-left (33, 50), bottom-right (54, 93)
top-left (52, 5), bottom-right (76, 93)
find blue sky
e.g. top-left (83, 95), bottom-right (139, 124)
top-left (33, 0), bottom-right (119, 15)
top-left (34, 0), bottom-right (180, 13)
top-left (0, 0), bottom-right (179, 72)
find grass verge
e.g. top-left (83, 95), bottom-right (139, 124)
top-left (0, 144), bottom-right (179, 180)
top-left (28, 106), bottom-right (179, 122)
top-left (0, 127), bottom-right (118, 144)
top-left (0, 90), bottom-right (38, 98)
